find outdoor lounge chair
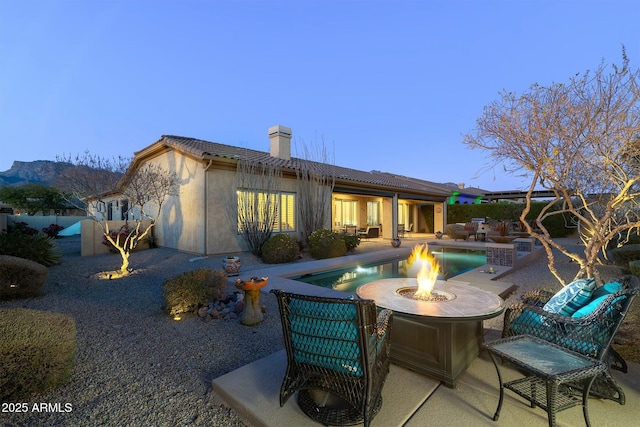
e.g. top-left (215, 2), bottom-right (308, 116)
top-left (358, 226), bottom-right (379, 240)
top-left (270, 289), bottom-right (393, 427)
top-left (454, 222), bottom-right (478, 241)
top-left (487, 275), bottom-right (639, 423)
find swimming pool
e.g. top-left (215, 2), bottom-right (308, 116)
top-left (291, 247), bottom-right (486, 293)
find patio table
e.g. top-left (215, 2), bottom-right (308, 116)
top-left (484, 334), bottom-right (607, 427)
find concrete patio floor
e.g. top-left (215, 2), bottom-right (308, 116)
top-left (212, 235), bottom-right (640, 426)
top-left (212, 328), bottom-right (640, 427)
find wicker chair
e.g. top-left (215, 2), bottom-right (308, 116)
top-left (501, 275), bottom-right (640, 405)
top-left (270, 290), bottom-right (393, 427)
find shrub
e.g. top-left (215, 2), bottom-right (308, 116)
top-left (42, 224), bottom-right (64, 238)
top-left (0, 232), bottom-right (61, 266)
top-left (308, 229), bottom-right (347, 260)
top-left (261, 234), bottom-right (299, 264)
top-left (342, 234), bottom-right (361, 252)
top-left (629, 260), bottom-right (640, 277)
top-left (0, 308), bottom-right (76, 401)
top-left (163, 268), bottom-right (228, 317)
top-left (0, 255), bottom-right (49, 300)
top-left (7, 221), bottom-right (38, 236)
top-left (610, 244), bottom-right (640, 266)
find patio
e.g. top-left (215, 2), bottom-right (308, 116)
top-left (212, 329), bottom-right (640, 427)
top-left (212, 235), bottom-right (640, 426)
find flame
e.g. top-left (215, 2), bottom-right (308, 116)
top-left (407, 244), bottom-right (440, 298)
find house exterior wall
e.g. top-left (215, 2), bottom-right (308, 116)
top-left (204, 169), bottom-right (308, 255)
top-left (205, 168), bottom-right (243, 255)
top-left (152, 152), bottom-right (206, 254)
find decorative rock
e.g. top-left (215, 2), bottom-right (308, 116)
top-left (197, 306), bottom-right (209, 318)
top-left (191, 291), bottom-right (257, 323)
top-left (235, 300), bottom-right (244, 313)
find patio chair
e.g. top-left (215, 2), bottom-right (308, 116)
top-left (345, 225), bottom-right (357, 236)
top-left (454, 222), bottom-right (478, 241)
top-left (358, 226), bottom-right (377, 241)
top-left (404, 223), bottom-right (413, 237)
top-left (270, 289), bottom-right (393, 427)
top-left (499, 275), bottom-right (640, 405)
top-left (397, 224), bottom-right (406, 238)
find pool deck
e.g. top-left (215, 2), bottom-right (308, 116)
top-left (212, 236), bottom-right (640, 426)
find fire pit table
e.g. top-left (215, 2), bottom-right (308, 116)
top-left (357, 278), bottom-right (505, 387)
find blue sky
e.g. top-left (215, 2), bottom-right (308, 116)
top-left (1, 0), bottom-right (638, 191)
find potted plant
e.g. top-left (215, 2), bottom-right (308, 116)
top-left (222, 256), bottom-right (241, 276)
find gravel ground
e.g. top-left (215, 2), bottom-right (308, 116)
top-left (1, 237), bottom-right (283, 427)
top-left (1, 236), bottom-right (623, 426)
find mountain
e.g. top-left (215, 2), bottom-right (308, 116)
top-left (0, 160), bottom-right (74, 188)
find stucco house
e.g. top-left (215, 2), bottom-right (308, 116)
top-left (108, 125), bottom-right (457, 255)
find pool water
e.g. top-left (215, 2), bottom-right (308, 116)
top-left (291, 248), bottom-right (486, 293)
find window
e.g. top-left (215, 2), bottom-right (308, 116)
top-left (237, 190), bottom-right (296, 232)
top-left (334, 199), bottom-right (358, 226)
top-left (398, 202), bottom-right (411, 227)
top-left (366, 201), bottom-right (380, 225)
top-left (279, 193), bottom-right (295, 231)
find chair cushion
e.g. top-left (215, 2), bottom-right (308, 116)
top-left (288, 299), bottom-right (363, 376)
top-left (591, 281), bottom-right (623, 299)
top-left (572, 295), bottom-right (627, 318)
top-left (509, 309), bottom-right (546, 335)
top-left (543, 278), bottom-right (595, 316)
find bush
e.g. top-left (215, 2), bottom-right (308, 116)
top-left (0, 255), bottom-right (49, 300)
top-left (0, 308), bottom-right (76, 401)
top-left (42, 224), bottom-right (64, 238)
top-left (342, 233), bottom-right (361, 252)
top-left (610, 244), bottom-right (640, 266)
top-left (163, 268), bottom-right (228, 317)
top-left (0, 232), bottom-right (61, 266)
top-left (308, 229), bottom-right (347, 260)
top-left (7, 221), bottom-right (38, 235)
top-left (261, 234), bottom-right (299, 264)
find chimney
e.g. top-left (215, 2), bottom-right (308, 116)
top-left (268, 125), bottom-right (292, 160)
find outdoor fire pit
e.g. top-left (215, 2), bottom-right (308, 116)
top-left (356, 244), bottom-right (504, 387)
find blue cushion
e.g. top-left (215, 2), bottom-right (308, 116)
top-left (591, 281), bottom-right (622, 299)
top-left (543, 278), bottom-right (595, 316)
top-left (572, 295), bottom-right (609, 318)
top-left (509, 309), bottom-right (546, 335)
top-left (573, 295), bottom-right (627, 318)
top-left (288, 299), bottom-right (363, 376)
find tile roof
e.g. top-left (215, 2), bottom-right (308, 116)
top-left (152, 135), bottom-right (458, 198)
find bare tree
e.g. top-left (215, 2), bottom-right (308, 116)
top-left (235, 157), bottom-right (282, 257)
top-left (294, 136), bottom-right (336, 245)
top-left (463, 49), bottom-right (640, 284)
top-left (55, 153), bottom-right (179, 276)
